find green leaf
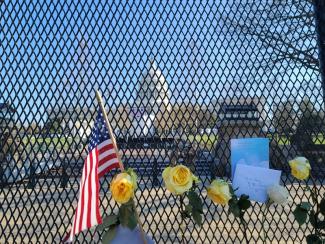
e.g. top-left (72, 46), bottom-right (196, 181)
top-left (118, 204), bottom-right (129, 227)
top-left (187, 191), bottom-right (203, 225)
top-left (125, 168), bottom-right (134, 175)
top-left (240, 194), bottom-right (249, 201)
top-left (229, 186), bottom-right (238, 195)
top-left (181, 210), bottom-right (190, 219)
top-left (181, 204), bottom-right (191, 219)
top-left (192, 210), bottom-right (202, 226)
top-left (304, 186), bottom-right (312, 192)
top-left (102, 225), bottom-right (117, 244)
top-left (123, 198), bottom-right (134, 207)
top-left (300, 202), bottom-right (312, 211)
top-left (320, 198), bottom-right (325, 215)
top-left (185, 204), bottom-right (193, 213)
top-left (238, 195), bottom-right (251, 211)
top-left (293, 206), bottom-right (308, 226)
top-left (309, 210), bottom-right (317, 228)
top-left (97, 215), bottom-right (119, 231)
top-left (306, 234), bottom-right (322, 244)
top-left (229, 204), bottom-right (241, 218)
top-left (228, 197), bottom-right (237, 206)
top-left (119, 203), bottom-right (137, 230)
top-left (126, 213), bottom-right (137, 230)
top-left (318, 220), bottom-right (325, 229)
top-left (310, 211), bottom-right (325, 229)
top-left (188, 190), bottom-right (203, 213)
top-left (228, 197), bottom-right (240, 218)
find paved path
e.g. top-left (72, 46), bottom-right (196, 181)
top-left (1, 175), bottom-right (323, 243)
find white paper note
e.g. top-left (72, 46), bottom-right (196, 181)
top-left (232, 164), bottom-right (282, 203)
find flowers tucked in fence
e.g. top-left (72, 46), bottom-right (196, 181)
top-left (289, 156), bottom-right (311, 180)
top-left (162, 164), bottom-right (203, 226)
top-left (267, 184), bottom-right (289, 205)
top-left (98, 169), bottom-right (152, 243)
top-left (206, 180), bottom-right (251, 220)
top-left (207, 179), bottom-right (251, 243)
top-left (110, 170), bottom-right (137, 204)
top-left (97, 155), bottom-right (321, 243)
top-left (162, 164), bottom-right (199, 195)
top-left (291, 157), bottom-right (325, 244)
top-left (261, 184), bottom-right (290, 243)
top-left (227, 190), bottom-right (251, 244)
top-left (206, 179), bottom-right (232, 206)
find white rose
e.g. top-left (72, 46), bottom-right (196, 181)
top-left (267, 185), bottom-right (289, 205)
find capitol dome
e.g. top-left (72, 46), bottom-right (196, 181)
top-left (135, 59), bottom-right (171, 114)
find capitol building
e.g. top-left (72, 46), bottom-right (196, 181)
top-left (129, 59), bottom-right (172, 137)
top-left (135, 59), bottom-right (171, 114)
top-left (45, 58), bottom-right (267, 140)
top-left (45, 58), bottom-right (173, 139)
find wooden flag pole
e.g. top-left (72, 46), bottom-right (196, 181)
top-left (95, 91), bottom-right (124, 170)
top-left (95, 90), bottom-right (147, 244)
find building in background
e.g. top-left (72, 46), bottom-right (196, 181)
top-left (214, 96), bottom-right (267, 123)
top-left (135, 58), bottom-right (171, 114)
top-left (44, 57), bottom-right (268, 141)
top-left (130, 58), bottom-right (171, 137)
top-left (0, 102), bottom-right (16, 130)
top-left (0, 102), bottom-right (17, 165)
top-left (45, 106), bottom-right (96, 140)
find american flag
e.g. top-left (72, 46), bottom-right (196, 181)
top-left (65, 108), bottom-right (120, 242)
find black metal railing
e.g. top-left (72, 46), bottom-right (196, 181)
top-left (1, 0), bottom-right (325, 243)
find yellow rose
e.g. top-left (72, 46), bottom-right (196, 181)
top-left (110, 172), bottom-right (135, 204)
top-left (162, 165), bottom-right (198, 195)
top-left (289, 157), bottom-right (311, 180)
top-left (126, 168), bottom-right (138, 190)
top-left (207, 179), bottom-right (232, 206)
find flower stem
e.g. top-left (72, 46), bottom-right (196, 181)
top-left (309, 174), bottom-right (320, 237)
top-left (132, 200), bottom-right (147, 244)
top-left (239, 214), bottom-right (249, 244)
top-left (179, 194), bottom-right (186, 244)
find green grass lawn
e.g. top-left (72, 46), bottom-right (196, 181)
top-left (188, 134), bottom-right (218, 149)
top-left (313, 134), bottom-right (325, 145)
top-left (188, 133), bottom-right (325, 149)
top-left (270, 134), bottom-right (325, 146)
top-left (268, 134), bottom-right (290, 146)
top-left (20, 133), bottom-right (325, 152)
top-left (22, 135), bottom-right (74, 151)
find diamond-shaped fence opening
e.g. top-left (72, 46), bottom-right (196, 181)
top-left (1, 0), bottom-right (325, 243)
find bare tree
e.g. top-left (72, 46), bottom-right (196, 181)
top-left (291, 96), bottom-right (325, 149)
top-left (229, 0), bottom-right (318, 72)
top-left (272, 100), bottom-right (297, 134)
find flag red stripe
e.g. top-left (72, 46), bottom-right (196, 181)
top-left (67, 138), bottom-right (120, 242)
top-left (62, 230), bottom-right (71, 243)
top-left (78, 156), bottom-right (88, 231)
top-left (97, 144), bottom-right (115, 154)
top-left (98, 163), bottom-right (119, 178)
top-left (86, 151), bottom-right (94, 228)
top-left (95, 148), bottom-right (102, 225)
top-left (98, 154), bottom-right (118, 166)
top-left (71, 205), bottom-right (78, 242)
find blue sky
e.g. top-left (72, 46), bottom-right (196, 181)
top-left (0, 0), bottom-right (322, 125)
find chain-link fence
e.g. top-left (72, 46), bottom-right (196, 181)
top-left (1, 0), bottom-right (325, 243)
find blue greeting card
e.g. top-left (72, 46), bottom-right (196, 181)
top-left (231, 138), bottom-right (269, 179)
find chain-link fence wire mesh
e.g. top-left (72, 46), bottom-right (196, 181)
top-left (1, 0), bottom-right (325, 243)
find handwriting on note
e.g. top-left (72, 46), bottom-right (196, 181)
top-left (233, 164), bottom-right (281, 203)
